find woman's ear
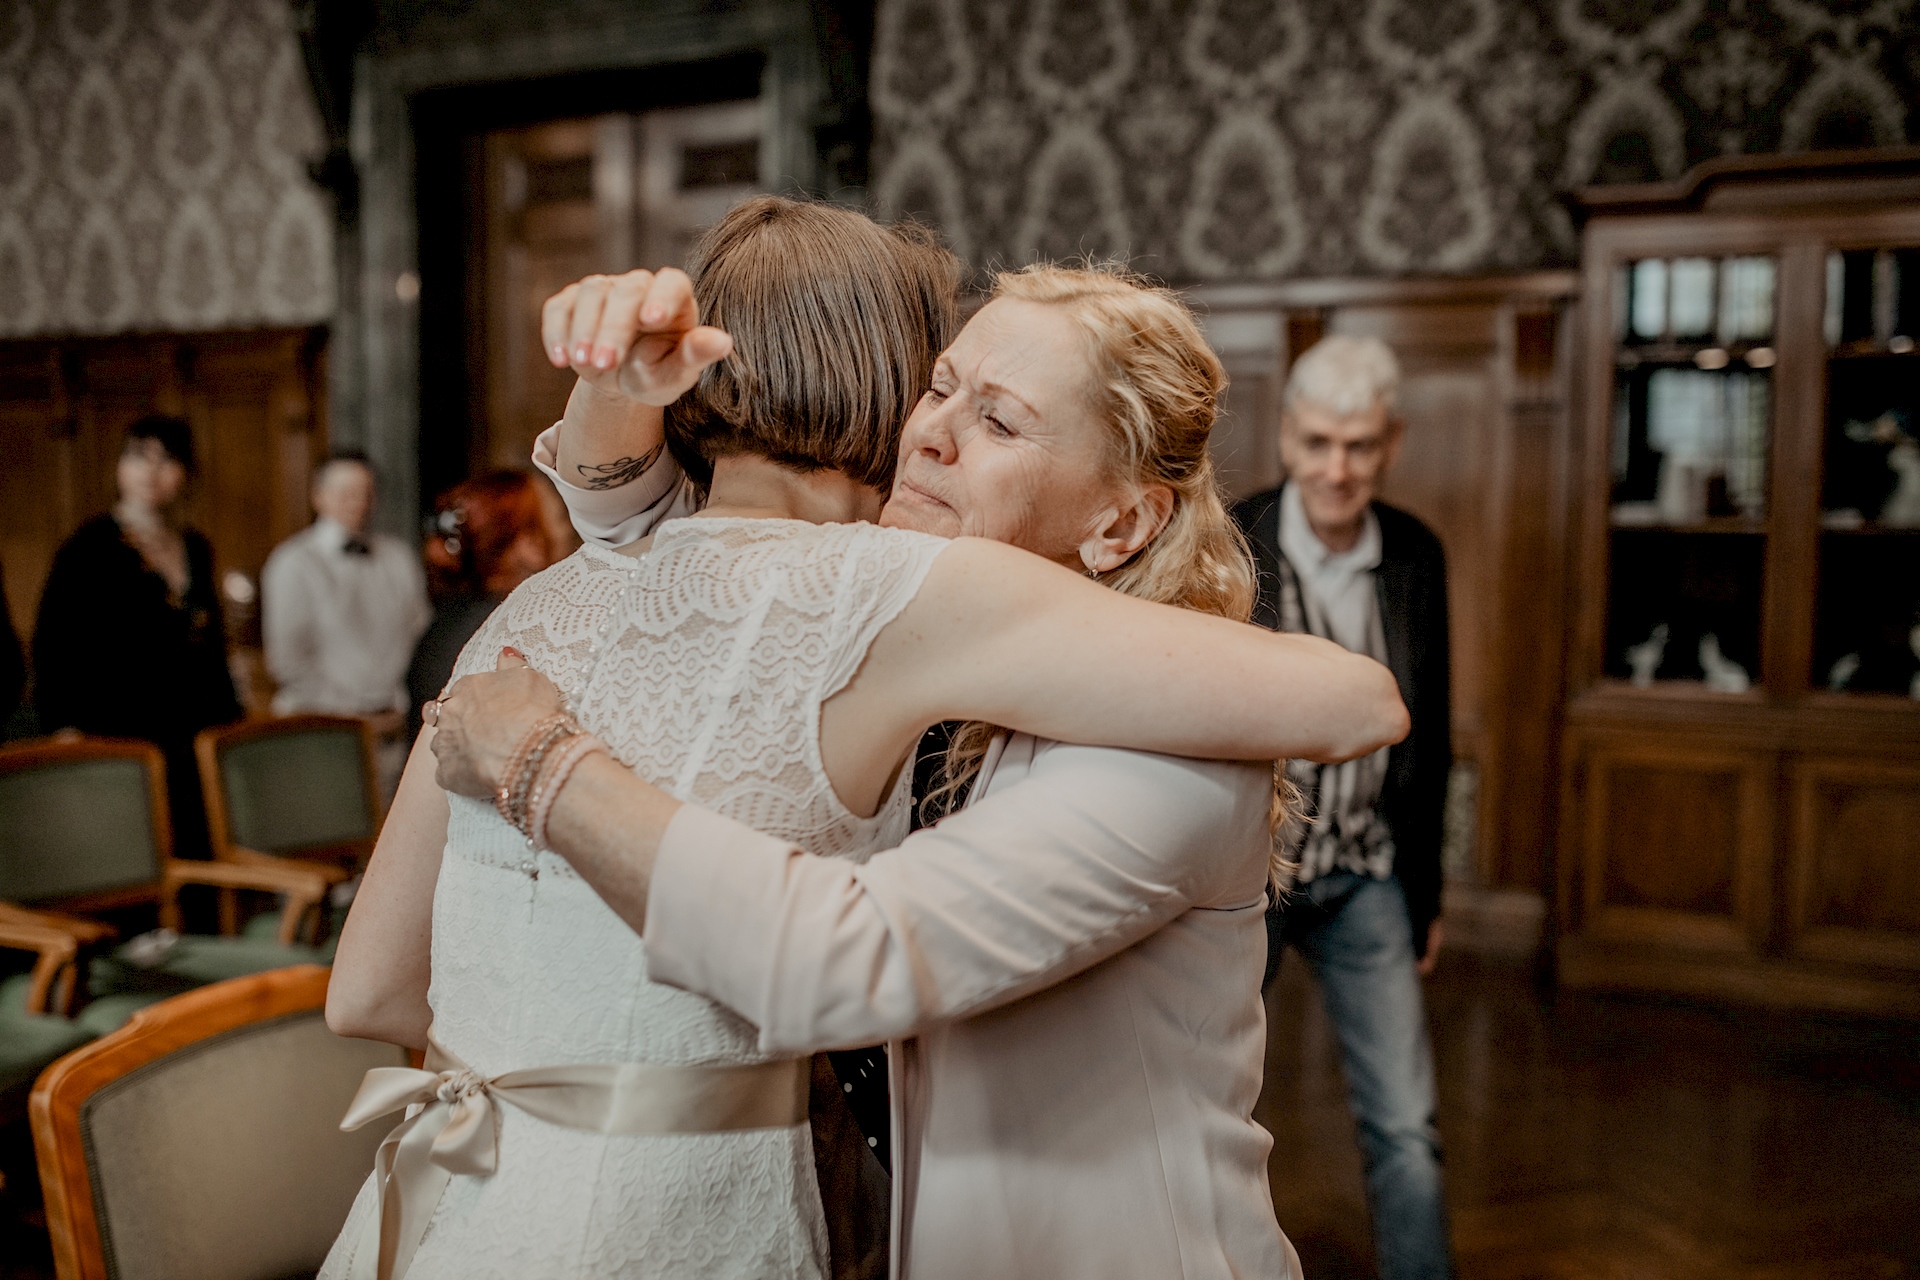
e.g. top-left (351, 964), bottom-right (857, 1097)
top-left (1077, 483), bottom-right (1174, 574)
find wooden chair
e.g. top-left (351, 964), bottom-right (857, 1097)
top-left (0, 736), bottom-right (341, 1001)
top-left (0, 903), bottom-right (114, 1017)
top-left (31, 965), bottom-right (405, 1280)
top-left (0, 907), bottom-right (105, 1129)
top-left (196, 715), bottom-right (383, 891)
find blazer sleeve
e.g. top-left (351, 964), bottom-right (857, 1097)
top-left (31, 531), bottom-right (101, 732)
top-left (186, 531), bottom-right (242, 726)
top-left (1394, 531), bottom-right (1452, 954)
top-left (643, 743), bottom-right (1274, 1054)
top-left (531, 423), bottom-right (702, 548)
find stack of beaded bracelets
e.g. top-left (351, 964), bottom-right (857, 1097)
top-left (494, 712), bottom-right (608, 851)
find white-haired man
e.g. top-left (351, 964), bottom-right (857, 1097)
top-left (1232, 335), bottom-right (1454, 1280)
top-left (263, 453), bottom-right (430, 791)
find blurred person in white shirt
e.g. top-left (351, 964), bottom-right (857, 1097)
top-left (262, 453), bottom-right (430, 792)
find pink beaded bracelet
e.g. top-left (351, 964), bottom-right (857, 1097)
top-left (527, 731), bottom-right (609, 852)
top-left (495, 712), bottom-right (578, 840)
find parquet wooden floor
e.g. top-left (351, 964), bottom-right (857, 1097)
top-left (4, 952), bottom-right (1914, 1278)
top-left (1260, 951), bottom-right (1920, 1279)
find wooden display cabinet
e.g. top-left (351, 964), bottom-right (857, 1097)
top-left (1559, 148), bottom-right (1920, 1018)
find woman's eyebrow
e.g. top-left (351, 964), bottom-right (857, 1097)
top-left (976, 378), bottom-right (1038, 420)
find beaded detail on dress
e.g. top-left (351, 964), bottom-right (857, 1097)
top-left (320, 517), bottom-right (948, 1280)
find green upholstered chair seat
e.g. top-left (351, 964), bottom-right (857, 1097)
top-left (90, 936), bottom-right (331, 1003)
top-left (0, 973), bottom-right (97, 1120)
top-left (239, 907), bottom-right (344, 957)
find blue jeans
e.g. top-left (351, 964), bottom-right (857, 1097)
top-left (1266, 871), bottom-right (1453, 1280)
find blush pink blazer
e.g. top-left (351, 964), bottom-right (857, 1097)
top-left (645, 733), bottom-right (1300, 1280)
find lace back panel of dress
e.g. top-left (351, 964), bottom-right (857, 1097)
top-left (458, 519), bottom-right (947, 862)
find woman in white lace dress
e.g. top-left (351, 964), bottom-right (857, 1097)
top-left (323, 199), bottom-right (1403, 1280)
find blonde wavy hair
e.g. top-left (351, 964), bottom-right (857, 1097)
top-left (921, 262), bottom-right (1296, 880)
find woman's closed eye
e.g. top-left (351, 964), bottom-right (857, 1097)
top-left (984, 411), bottom-right (1016, 439)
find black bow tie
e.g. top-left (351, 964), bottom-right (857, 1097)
top-left (342, 538), bottom-right (372, 557)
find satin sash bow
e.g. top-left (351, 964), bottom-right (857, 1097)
top-left (339, 1031), bottom-right (810, 1280)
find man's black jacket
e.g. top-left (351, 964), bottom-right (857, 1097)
top-left (1231, 487), bottom-right (1452, 957)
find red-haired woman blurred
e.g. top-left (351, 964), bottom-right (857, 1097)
top-left (404, 471), bottom-right (560, 737)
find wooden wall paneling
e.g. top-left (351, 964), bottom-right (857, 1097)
top-left (1332, 302), bottom-right (1503, 765)
top-left (1202, 308), bottom-right (1288, 501)
top-left (1576, 734), bottom-right (1772, 954)
top-left (1787, 756), bottom-right (1920, 970)
top-left (1191, 275), bottom-right (1577, 897)
top-left (1481, 305), bottom-right (1574, 889)
top-left (1565, 246), bottom-right (1618, 699)
top-left (0, 349), bottom-right (62, 640)
top-left (184, 331), bottom-right (329, 587)
top-left (1555, 728), bottom-right (1588, 938)
top-left (1762, 238), bottom-right (1830, 699)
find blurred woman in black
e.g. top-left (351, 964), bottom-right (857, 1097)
top-left (33, 416), bottom-right (241, 856)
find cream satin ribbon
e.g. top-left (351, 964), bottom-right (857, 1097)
top-left (339, 1031), bottom-right (811, 1280)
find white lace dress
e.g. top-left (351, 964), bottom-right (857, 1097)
top-left (320, 516), bottom-right (948, 1280)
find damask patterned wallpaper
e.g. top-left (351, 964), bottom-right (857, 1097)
top-left (871, 0), bottom-right (1920, 280)
top-left (0, 0), bottom-right (334, 338)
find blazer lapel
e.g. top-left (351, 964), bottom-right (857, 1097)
top-left (1245, 491), bottom-right (1285, 633)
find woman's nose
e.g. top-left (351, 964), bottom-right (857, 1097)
top-left (911, 406), bottom-right (960, 464)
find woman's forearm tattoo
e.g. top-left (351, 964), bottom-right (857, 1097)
top-left (577, 443), bottom-right (665, 490)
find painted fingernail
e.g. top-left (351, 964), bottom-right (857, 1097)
top-left (551, 345), bottom-right (568, 365)
top-left (572, 343), bottom-right (590, 364)
top-left (593, 345), bottom-right (615, 369)
top-left (641, 306), bottom-right (662, 324)
top-left (502, 646), bottom-right (523, 659)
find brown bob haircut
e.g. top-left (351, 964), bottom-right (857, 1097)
top-left (663, 195), bottom-right (962, 490)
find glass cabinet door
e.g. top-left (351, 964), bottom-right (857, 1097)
top-left (1814, 247), bottom-right (1920, 698)
top-left (1605, 254), bottom-right (1775, 690)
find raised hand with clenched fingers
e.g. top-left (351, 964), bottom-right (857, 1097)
top-left (542, 267), bottom-right (733, 408)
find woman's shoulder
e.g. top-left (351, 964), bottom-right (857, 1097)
top-left (656, 517), bottom-right (949, 590)
top-left (60, 513), bottom-right (125, 553)
top-left (806, 522), bottom-right (952, 607)
top-left (47, 514), bottom-right (133, 578)
top-left (805, 519), bottom-right (949, 560)
top-left (445, 543), bottom-right (630, 683)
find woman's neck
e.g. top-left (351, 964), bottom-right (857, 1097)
top-left (700, 455), bottom-right (883, 525)
top-left (113, 500), bottom-right (175, 535)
